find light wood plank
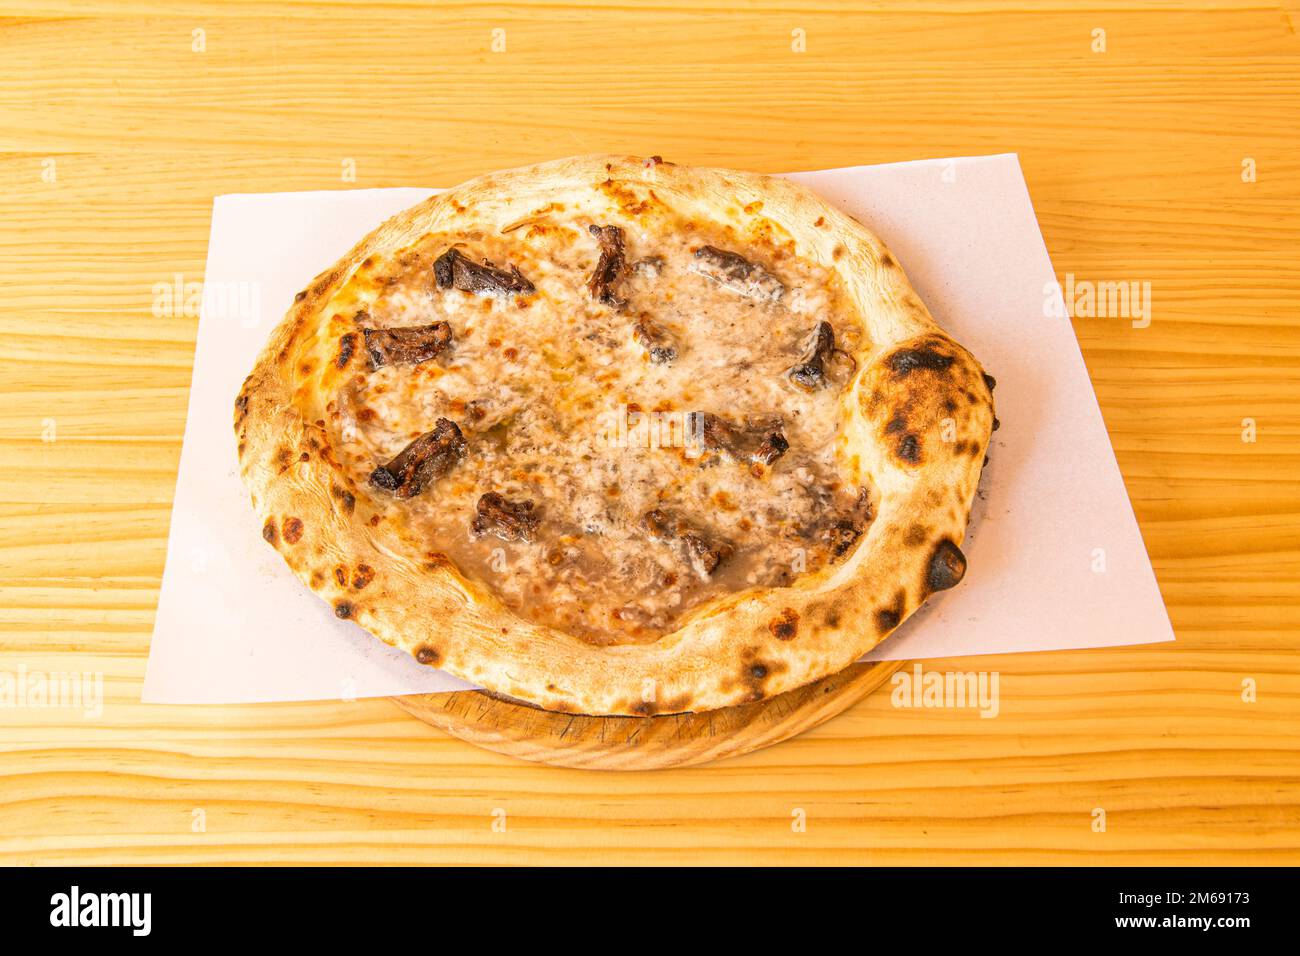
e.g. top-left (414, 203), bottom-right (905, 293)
top-left (0, 0), bottom-right (1297, 864)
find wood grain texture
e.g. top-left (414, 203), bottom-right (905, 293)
top-left (1, 0), bottom-right (1298, 865)
top-left (391, 662), bottom-right (905, 771)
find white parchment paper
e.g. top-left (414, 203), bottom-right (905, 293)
top-left (143, 155), bottom-right (1174, 704)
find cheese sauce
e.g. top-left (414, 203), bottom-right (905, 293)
top-left (328, 215), bottom-right (873, 644)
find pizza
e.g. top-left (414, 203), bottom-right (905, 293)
top-left (235, 155), bottom-right (996, 716)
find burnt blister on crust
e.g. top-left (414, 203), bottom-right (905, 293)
top-left (867, 335), bottom-right (996, 470)
top-left (233, 382), bottom-right (253, 429)
top-left (362, 322), bottom-right (453, 370)
top-left (896, 433), bottom-right (922, 464)
top-left (586, 224), bottom-right (627, 308)
top-left (433, 247), bottom-right (535, 297)
top-left (369, 418), bottom-right (467, 498)
top-left (330, 484), bottom-right (357, 515)
top-left (925, 539), bottom-right (967, 593)
top-left (886, 342), bottom-right (956, 377)
top-left (735, 647), bottom-right (787, 702)
top-left (768, 608), bottom-right (799, 641)
top-left (875, 589), bottom-right (906, 635)
top-left (471, 492), bottom-right (540, 542)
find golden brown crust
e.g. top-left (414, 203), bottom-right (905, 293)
top-left (235, 154), bottom-right (995, 715)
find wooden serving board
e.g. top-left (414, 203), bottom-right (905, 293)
top-left (391, 659), bottom-right (903, 770)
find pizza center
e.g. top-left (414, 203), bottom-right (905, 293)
top-left (326, 211), bottom-right (874, 644)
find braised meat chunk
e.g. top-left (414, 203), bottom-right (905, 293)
top-left (641, 508), bottom-right (733, 579)
top-left (632, 316), bottom-right (678, 364)
top-left (689, 245), bottom-right (785, 302)
top-left (687, 412), bottom-right (789, 467)
top-left (368, 418), bottom-right (467, 498)
top-left (787, 321), bottom-right (834, 390)
top-left (471, 492), bottom-right (540, 543)
top-left (362, 322), bottom-right (453, 370)
top-left (586, 224), bottom-right (627, 308)
top-left (810, 487), bottom-right (874, 558)
top-left (433, 248), bottom-right (535, 297)
top-left (788, 321), bottom-right (856, 392)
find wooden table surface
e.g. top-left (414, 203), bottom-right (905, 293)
top-left (2, 0), bottom-right (1297, 866)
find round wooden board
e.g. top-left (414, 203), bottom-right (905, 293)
top-left (391, 659), bottom-right (904, 770)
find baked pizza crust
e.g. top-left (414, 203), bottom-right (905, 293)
top-left (235, 155), bottom-right (996, 715)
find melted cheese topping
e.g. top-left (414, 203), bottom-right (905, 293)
top-left (324, 211), bottom-right (873, 644)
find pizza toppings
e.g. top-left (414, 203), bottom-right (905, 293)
top-left (788, 321), bottom-right (835, 390)
top-left (689, 245), bottom-right (785, 302)
top-left (586, 224), bottom-right (627, 308)
top-left (368, 418), bottom-right (467, 498)
top-left (433, 247), bottom-right (535, 297)
top-left (632, 316), bottom-right (678, 364)
top-left (812, 488), bottom-right (874, 558)
top-left (688, 412), bottom-right (790, 467)
top-left (822, 519), bottom-right (863, 557)
top-left (787, 321), bottom-right (857, 392)
top-left (362, 322), bottom-right (453, 370)
top-left (336, 332), bottom-right (357, 369)
top-left (330, 205), bottom-right (869, 644)
top-left (641, 508), bottom-right (733, 580)
top-left (471, 492), bottom-right (540, 542)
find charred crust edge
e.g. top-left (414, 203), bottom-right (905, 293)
top-left (768, 608), bottom-right (800, 641)
top-left (925, 539), bottom-right (967, 594)
top-left (887, 345), bottom-right (955, 377)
